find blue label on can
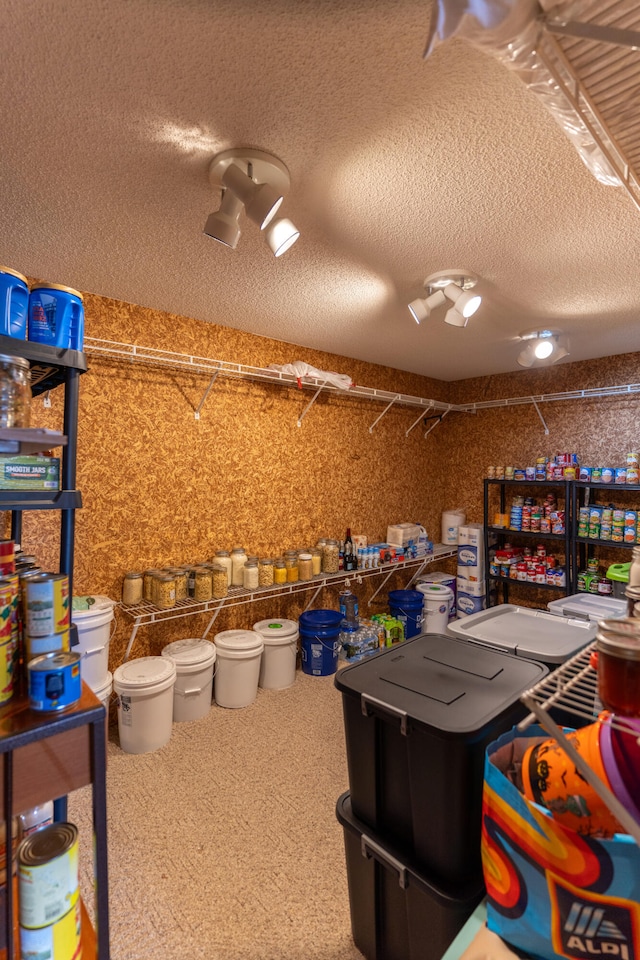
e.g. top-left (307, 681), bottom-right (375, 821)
top-left (29, 657), bottom-right (81, 711)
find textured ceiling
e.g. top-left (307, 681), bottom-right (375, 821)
top-left (2, 0), bottom-right (640, 381)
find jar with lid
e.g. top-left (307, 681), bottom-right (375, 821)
top-left (155, 572), bottom-right (176, 609)
top-left (596, 618), bottom-right (640, 717)
top-left (322, 539), bottom-right (339, 574)
top-left (311, 548), bottom-right (323, 576)
top-left (193, 566), bottom-right (212, 602)
top-left (213, 550), bottom-right (232, 582)
top-left (243, 559), bottom-right (260, 590)
top-left (284, 553), bottom-right (299, 583)
top-left (166, 567), bottom-right (187, 602)
top-left (212, 563), bottom-right (228, 599)
top-left (259, 558), bottom-right (274, 587)
top-left (274, 559), bottom-right (286, 584)
top-left (122, 571), bottom-right (143, 606)
top-left (630, 546), bottom-right (640, 588)
top-left (297, 552), bottom-right (313, 581)
top-left (143, 568), bottom-right (161, 601)
top-left (0, 354), bottom-right (31, 428)
top-left (231, 546), bottom-right (247, 587)
top-left (625, 584), bottom-right (640, 618)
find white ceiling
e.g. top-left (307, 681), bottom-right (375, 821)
top-left (3, 0), bottom-right (640, 381)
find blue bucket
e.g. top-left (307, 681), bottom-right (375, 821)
top-left (28, 283), bottom-right (84, 351)
top-left (299, 609), bottom-right (343, 677)
top-left (388, 589), bottom-right (424, 639)
top-left (0, 266), bottom-right (29, 340)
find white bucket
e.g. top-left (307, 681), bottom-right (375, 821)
top-left (161, 638), bottom-right (216, 723)
top-left (253, 618), bottom-right (298, 690)
top-left (91, 671), bottom-right (113, 711)
top-left (113, 657), bottom-right (176, 754)
top-left (71, 595), bottom-right (115, 688)
top-left (214, 629), bottom-right (264, 709)
top-left (441, 509), bottom-right (466, 545)
top-left (421, 584), bottom-right (454, 633)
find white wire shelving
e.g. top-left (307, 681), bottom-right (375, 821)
top-left (518, 641), bottom-right (640, 845)
top-left (83, 338), bottom-right (640, 433)
top-left (117, 546), bottom-right (457, 662)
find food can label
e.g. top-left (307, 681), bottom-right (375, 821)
top-left (19, 899), bottom-right (82, 960)
top-left (25, 575), bottom-right (69, 637)
top-left (18, 838), bottom-right (79, 929)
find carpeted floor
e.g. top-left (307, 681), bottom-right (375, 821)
top-left (69, 669), bottom-right (363, 960)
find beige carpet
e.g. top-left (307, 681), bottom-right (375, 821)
top-left (69, 669), bottom-right (363, 960)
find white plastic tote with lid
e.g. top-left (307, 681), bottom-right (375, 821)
top-left (214, 629), bottom-right (264, 708)
top-left (253, 618), bottom-right (298, 690)
top-left (161, 638), bottom-right (216, 722)
top-left (113, 656), bottom-right (176, 754)
top-left (71, 595), bottom-right (116, 688)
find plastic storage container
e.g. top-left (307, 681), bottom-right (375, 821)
top-left (213, 629), bottom-right (264, 708)
top-left (113, 656), bottom-right (176, 754)
top-left (336, 792), bottom-right (485, 960)
top-left (71, 595), bottom-right (115, 689)
top-left (607, 562), bottom-right (631, 599)
top-left (547, 592), bottom-right (627, 622)
top-left (0, 266), bottom-right (28, 339)
top-left (28, 283), bottom-right (84, 350)
top-left (388, 590), bottom-right (423, 639)
top-left (161, 638), bottom-right (216, 722)
top-left (334, 633), bottom-right (547, 883)
top-left (253, 618), bottom-right (298, 689)
top-left (419, 584), bottom-right (453, 633)
top-left (299, 609), bottom-right (342, 676)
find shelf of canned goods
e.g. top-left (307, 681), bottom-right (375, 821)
top-left (118, 545), bottom-right (458, 662)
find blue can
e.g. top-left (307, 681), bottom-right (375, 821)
top-left (28, 651), bottom-right (81, 712)
top-left (0, 266), bottom-right (29, 340)
top-left (28, 283), bottom-right (84, 351)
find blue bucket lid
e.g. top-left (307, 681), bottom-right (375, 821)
top-left (299, 609), bottom-right (343, 629)
top-left (388, 589), bottom-right (423, 604)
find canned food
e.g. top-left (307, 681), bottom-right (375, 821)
top-left (578, 466), bottom-right (592, 481)
top-left (601, 467), bottom-right (614, 483)
top-left (627, 467), bottom-right (640, 485)
top-left (615, 467), bottom-right (627, 484)
top-left (25, 628), bottom-right (70, 661)
top-left (24, 572), bottom-right (69, 637)
top-left (27, 651), bottom-right (81, 712)
top-left (525, 467), bottom-right (535, 481)
top-left (591, 467), bottom-right (602, 482)
top-left (588, 576), bottom-right (600, 594)
top-left (598, 578), bottom-right (613, 595)
top-left (17, 822), bottom-right (79, 929)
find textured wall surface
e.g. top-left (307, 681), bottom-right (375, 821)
top-left (16, 290), bottom-right (640, 665)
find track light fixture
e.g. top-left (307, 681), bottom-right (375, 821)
top-left (408, 271), bottom-right (482, 327)
top-left (205, 148), bottom-right (299, 256)
top-left (517, 329), bottom-right (570, 367)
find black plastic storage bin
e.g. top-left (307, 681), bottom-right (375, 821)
top-left (336, 792), bottom-right (484, 960)
top-left (334, 633), bottom-right (547, 884)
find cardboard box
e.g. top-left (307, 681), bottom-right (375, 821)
top-left (0, 456), bottom-right (60, 490)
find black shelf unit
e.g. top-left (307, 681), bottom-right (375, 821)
top-left (571, 481), bottom-right (640, 582)
top-left (484, 479), bottom-right (573, 606)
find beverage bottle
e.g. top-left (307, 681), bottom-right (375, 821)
top-left (344, 528), bottom-right (357, 571)
top-left (339, 589), bottom-right (359, 632)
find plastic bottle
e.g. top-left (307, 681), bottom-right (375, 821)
top-left (339, 589), bottom-right (359, 632)
top-left (18, 801), bottom-right (53, 838)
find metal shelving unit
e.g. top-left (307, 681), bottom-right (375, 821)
top-left (571, 481), bottom-right (640, 579)
top-left (519, 641), bottom-right (640, 846)
top-left (119, 546), bottom-right (458, 661)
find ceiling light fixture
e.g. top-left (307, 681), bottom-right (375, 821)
top-left (408, 271), bottom-right (482, 327)
top-left (205, 148), bottom-right (300, 256)
top-left (517, 329), bottom-right (570, 367)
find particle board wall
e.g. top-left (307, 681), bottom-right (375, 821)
top-left (14, 289), bottom-right (640, 667)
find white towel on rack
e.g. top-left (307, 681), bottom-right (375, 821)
top-left (269, 361), bottom-right (353, 391)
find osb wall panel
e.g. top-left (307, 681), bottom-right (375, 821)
top-left (18, 291), bottom-right (451, 666)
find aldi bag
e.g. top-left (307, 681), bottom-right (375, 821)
top-left (482, 725), bottom-right (640, 960)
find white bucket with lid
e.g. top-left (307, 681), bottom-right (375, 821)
top-left (441, 509), bottom-right (466, 545)
top-left (161, 638), bottom-right (216, 722)
top-left (420, 584), bottom-right (454, 634)
top-left (113, 656), bottom-right (176, 754)
top-left (214, 629), bottom-right (264, 709)
top-left (71, 595), bottom-right (116, 688)
top-left (91, 670), bottom-right (113, 711)
top-left (253, 618), bottom-right (298, 690)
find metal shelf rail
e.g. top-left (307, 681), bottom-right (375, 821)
top-left (119, 546), bottom-right (457, 661)
top-left (518, 641), bottom-right (640, 845)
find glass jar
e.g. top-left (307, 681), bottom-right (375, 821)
top-left (259, 558), bottom-right (274, 587)
top-left (231, 546), bottom-right (247, 587)
top-left (297, 552), bottom-right (313, 581)
top-left (322, 539), bottom-right (339, 574)
top-left (166, 567), bottom-right (187, 602)
top-left (596, 618), bottom-right (640, 717)
top-left (0, 354), bottom-right (31, 428)
top-left (194, 566), bottom-right (212, 602)
top-left (214, 550), bottom-right (232, 582)
top-left (212, 563), bottom-right (228, 599)
top-left (311, 548), bottom-right (323, 576)
top-left (143, 568), bottom-right (161, 602)
top-left (243, 559), bottom-right (259, 590)
top-left (274, 559), bottom-right (286, 584)
top-left (155, 572), bottom-right (176, 609)
top-left (285, 554), bottom-right (299, 583)
top-left (122, 571), bottom-right (143, 606)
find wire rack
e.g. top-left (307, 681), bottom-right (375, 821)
top-left (519, 640), bottom-right (640, 844)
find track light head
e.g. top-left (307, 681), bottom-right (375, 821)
top-left (208, 148), bottom-right (294, 245)
top-left (444, 306), bottom-right (469, 327)
top-left (264, 217), bottom-right (300, 257)
top-left (410, 270), bottom-right (482, 327)
top-left (408, 290), bottom-right (445, 324)
top-left (203, 190), bottom-right (243, 249)
top-left (517, 329), bottom-right (570, 367)
top-left (222, 163), bottom-right (284, 229)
